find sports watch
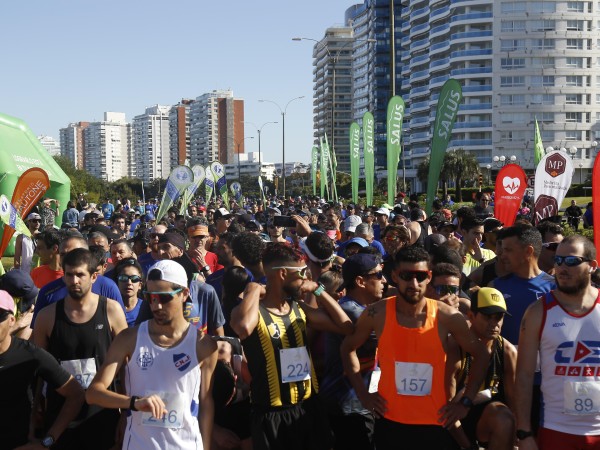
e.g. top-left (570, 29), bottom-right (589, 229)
top-left (41, 435), bottom-right (55, 448)
top-left (459, 396), bottom-right (474, 408)
top-left (516, 429), bottom-right (533, 440)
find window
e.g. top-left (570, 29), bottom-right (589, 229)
top-left (567, 20), bottom-right (585, 31)
top-left (501, 76), bottom-right (525, 87)
top-left (531, 75), bottom-right (554, 86)
top-left (539, 112), bottom-right (554, 123)
top-left (596, 112), bottom-right (600, 123)
top-left (530, 20), bottom-right (555, 31)
top-left (501, 94), bottom-right (526, 105)
top-left (566, 94), bottom-right (582, 105)
top-left (532, 39), bottom-right (555, 50)
top-left (566, 57), bottom-right (584, 68)
top-left (531, 94), bottom-right (554, 105)
top-left (501, 20), bottom-right (526, 32)
top-left (501, 112), bottom-right (528, 123)
top-left (531, 57), bottom-right (555, 68)
top-left (596, 75), bottom-right (600, 87)
top-left (541, 130), bottom-right (554, 141)
top-left (530, 1), bottom-right (556, 13)
top-left (501, 39), bottom-right (526, 51)
top-left (567, 39), bottom-right (584, 50)
top-left (501, 2), bottom-right (527, 13)
top-left (566, 76), bottom-right (584, 87)
top-left (566, 112), bottom-right (581, 123)
top-left (567, 1), bottom-right (585, 12)
top-left (565, 130), bottom-right (581, 141)
top-left (501, 58), bottom-right (526, 69)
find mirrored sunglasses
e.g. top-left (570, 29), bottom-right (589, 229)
top-left (143, 288), bottom-right (183, 304)
top-left (434, 285), bottom-right (460, 296)
top-left (554, 256), bottom-right (592, 267)
top-left (542, 242), bottom-right (560, 251)
top-left (117, 274), bottom-right (142, 283)
top-left (271, 265), bottom-right (308, 279)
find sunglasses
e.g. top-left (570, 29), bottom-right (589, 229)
top-left (554, 256), bottom-right (592, 267)
top-left (434, 285), bottom-right (460, 296)
top-left (271, 265), bottom-right (308, 279)
top-left (542, 242), bottom-right (560, 251)
top-left (29, 219), bottom-right (41, 223)
top-left (385, 234), bottom-right (402, 242)
top-left (117, 274), bottom-right (142, 283)
top-left (397, 270), bottom-right (430, 282)
top-left (363, 270), bottom-right (384, 280)
top-left (143, 288), bottom-right (183, 304)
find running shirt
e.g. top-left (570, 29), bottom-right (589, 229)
top-left (463, 249), bottom-right (496, 277)
top-left (457, 336), bottom-right (506, 403)
top-left (242, 301), bottom-right (317, 408)
top-left (539, 291), bottom-right (600, 435)
top-left (494, 272), bottom-right (555, 344)
top-left (378, 298), bottom-right (447, 425)
top-left (18, 234), bottom-right (35, 274)
top-left (124, 321), bottom-right (202, 450)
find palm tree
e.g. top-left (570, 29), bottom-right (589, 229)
top-left (417, 149), bottom-right (480, 202)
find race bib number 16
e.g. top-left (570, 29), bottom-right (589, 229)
top-left (395, 362), bottom-right (433, 396)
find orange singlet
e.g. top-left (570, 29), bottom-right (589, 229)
top-left (378, 297), bottom-right (447, 425)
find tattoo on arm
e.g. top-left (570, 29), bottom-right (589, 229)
top-left (368, 306), bottom-right (377, 318)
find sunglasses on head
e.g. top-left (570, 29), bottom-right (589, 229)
top-left (542, 242), bottom-right (560, 251)
top-left (143, 288), bottom-right (183, 304)
top-left (554, 256), bottom-right (592, 267)
top-left (397, 270), bottom-right (430, 282)
top-left (271, 265), bottom-right (308, 279)
top-left (434, 285), bottom-right (460, 296)
top-left (117, 274), bottom-right (142, 283)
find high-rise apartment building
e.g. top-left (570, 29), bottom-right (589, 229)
top-left (83, 112), bottom-right (131, 182)
top-left (169, 99), bottom-right (194, 169)
top-left (189, 90), bottom-right (245, 166)
top-left (317, 0), bottom-right (599, 190)
top-left (59, 122), bottom-right (89, 169)
top-left (312, 26), bottom-right (355, 173)
top-left (132, 105), bottom-right (171, 183)
top-left (37, 135), bottom-right (61, 157)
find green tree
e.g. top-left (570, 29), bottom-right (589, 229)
top-left (417, 149), bottom-right (480, 201)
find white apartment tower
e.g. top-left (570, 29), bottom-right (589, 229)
top-left (83, 112), bottom-right (131, 182)
top-left (37, 135), bottom-right (61, 157)
top-left (132, 105), bottom-right (171, 183)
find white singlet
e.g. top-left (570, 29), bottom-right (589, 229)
top-left (540, 291), bottom-right (600, 435)
top-left (19, 235), bottom-right (34, 273)
top-left (124, 321), bottom-right (202, 450)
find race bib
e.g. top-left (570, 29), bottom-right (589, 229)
top-left (142, 391), bottom-right (186, 429)
top-left (395, 362), bottom-right (433, 396)
top-left (280, 347), bottom-right (311, 383)
top-left (564, 381), bottom-right (600, 415)
top-left (60, 358), bottom-right (96, 389)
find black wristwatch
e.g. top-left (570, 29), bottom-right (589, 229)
top-left (201, 265), bottom-right (210, 273)
top-left (129, 395), bottom-right (139, 411)
top-left (459, 396), bottom-right (474, 408)
top-left (516, 429), bottom-right (533, 440)
top-left (41, 435), bottom-right (55, 448)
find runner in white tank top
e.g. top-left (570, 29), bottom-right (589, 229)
top-left (515, 236), bottom-right (600, 450)
top-left (86, 260), bottom-right (218, 450)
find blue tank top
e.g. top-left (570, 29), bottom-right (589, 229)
top-left (494, 272), bottom-right (555, 344)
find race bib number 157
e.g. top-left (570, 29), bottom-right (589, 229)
top-left (395, 362), bottom-right (433, 396)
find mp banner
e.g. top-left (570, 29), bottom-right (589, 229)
top-left (426, 79), bottom-right (462, 214)
top-left (494, 164), bottom-right (527, 227)
top-left (533, 151), bottom-right (574, 224)
top-left (363, 111), bottom-right (375, 206)
top-left (210, 161), bottom-right (229, 206)
top-left (349, 122), bottom-right (361, 204)
top-left (386, 96), bottom-right (405, 206)
top-left (156, 165), bottom-right (194, 221)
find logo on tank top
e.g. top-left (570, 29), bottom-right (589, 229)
top-left (554, 341), bottom-right (600, 376)
top-left (267, 322), bottom-right (281, 339)
top-left (137, 351), bottom-right (154, 370)
top-left (173, 353), bottom-right (192, 372)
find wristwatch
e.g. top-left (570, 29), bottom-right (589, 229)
top-left (459, 396), bottom-right (474, 408)
top-left (313, 283), bottom-right (326, 297)
top-left (516, 429), bottom-right (533, 440)
top-left (41, 435), bottom-right (55, 448)
top-left (201, 265), bottom-right (210, 273)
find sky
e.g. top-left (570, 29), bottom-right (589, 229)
top-left (1, 0), bottom-right (355, 165)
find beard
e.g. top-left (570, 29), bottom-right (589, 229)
top-left (398, 286), bottom-right (425, 305)
top-left (556, 274), bottom-right (589, 295)
top-left (68, 286), bottom-right (88, 300)
top-left (283, 284), bottom-right (302, 301)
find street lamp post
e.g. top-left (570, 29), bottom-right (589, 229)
top-left (258, 96), bottom-right (304, 199)
top-left (243, 121), bottom-right (278, 179)
top-left (228, 136), bottom-right (254, 181)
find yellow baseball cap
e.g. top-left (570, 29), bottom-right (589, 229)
top-left (471, 287), bottom-right (511, 316)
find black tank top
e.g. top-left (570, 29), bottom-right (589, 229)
top-left (481, 261), bottom-right (498, 288)
top-left (412, 221), bottom-right (429, 248)
top-left (46, 296), bottom-right (112, 426)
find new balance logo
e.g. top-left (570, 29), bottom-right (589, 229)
top-left (96, 324), bottom-right (104, 330)
top-left (552, 322), bottom-right (566, 328)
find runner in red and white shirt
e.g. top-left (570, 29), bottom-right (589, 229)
top-left (516, 235), bottom-right (600, 449)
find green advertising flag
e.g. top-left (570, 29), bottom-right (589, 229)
top-left (363, 111), bottom-right (375, 207)
top-left (205, 165), bottom-right (215, 203)
top-left (210, 161), bottom-right (229, 206)
top-left (349, 122), bottom-right (361, 204)
top-left (156, 165), bottom-right (194, 221)
top-left (427, 79), bottom-right (463, 214)
top-left (324, 134), bottom-right (338, 203)
top-left (179, 164), bottom-right (205, 214)
top-left (311, 145), bottom-right (319, 196)
top-left (320, 137), bottom-right (329, 199)
top-left (534, 118), bottom-right (545, 166)
top-left (386, 96), bottom-right (405, 205)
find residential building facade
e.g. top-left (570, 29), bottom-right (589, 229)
top-left (59, 122), bottom-right (89, 169)
top-left (132, 105), bottom-right (171, 183)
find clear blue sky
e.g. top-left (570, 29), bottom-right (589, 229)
top-left (1, 0), bottom-right (355, 165)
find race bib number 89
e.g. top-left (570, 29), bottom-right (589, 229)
top-left (395, 362), bottom-right (433, 396)
top-left (564, 381), bottom-right (600, 415)
top-left (280, 347), bottom-right (311, 384)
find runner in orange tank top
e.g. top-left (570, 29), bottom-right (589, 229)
top-left (341, 246), bottom-right (489, 450)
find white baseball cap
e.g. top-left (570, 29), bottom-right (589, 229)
top-left (375, 207), bottom-right (390, 217)
top-left (148, 260), bottom-right (188, 288)
top-left (344, 215), bottom-right (363, 233)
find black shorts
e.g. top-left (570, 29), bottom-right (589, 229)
top-left (251, 396), bottom-right (334, 450)
top-left (375, 418), bottom-right (458, 450)
top-left (461, 400), bottom-right (491, 444)
top-left (215, 397), bottom-right (252, 440)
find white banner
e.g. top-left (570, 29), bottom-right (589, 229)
top-left (533, 151), bottom-right (574, 224)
